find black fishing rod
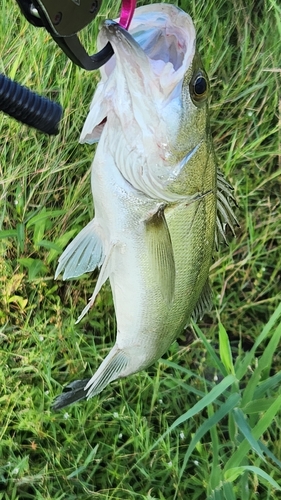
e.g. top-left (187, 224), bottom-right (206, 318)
top-left (0, 73), bottom-right (62, 135)
top-left (1, 0), bottom-right (136, 135)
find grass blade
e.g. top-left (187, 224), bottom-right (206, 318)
top-left (236, 303), bottom-right (281, 380)
top-left (241, 321), bottom-right (281, 407)
top-left (232, 408), bottom-right (265, 461)
top-left (193, 322), bottom-right (228, 377)
top-left (179, 393), bottom-right (241, 479)
top-left (225, 466), bottom-right (281, 491)
top-left (150, 374), bottom-right (236, 454)
top-left (224, 394), bottom-right (281, 471)
top-left (219, 322), bottom-right (235, 375)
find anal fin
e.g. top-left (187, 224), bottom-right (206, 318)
top-left (84, 347), bottom-right (129, 399)
top-left (52, 347), bottom-right (130, 409)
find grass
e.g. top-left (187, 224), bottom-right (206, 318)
top-left (0, 0), bottom-right (281, 498)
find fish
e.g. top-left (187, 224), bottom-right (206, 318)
top-left (52, 3), bottom-right (238, 410)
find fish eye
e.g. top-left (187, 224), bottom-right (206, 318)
top-left (194, 75), bottom-right (207, 96)
top-left (190, 70), bottom-right (209, 106)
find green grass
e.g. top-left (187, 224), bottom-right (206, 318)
top-left (1, 0), bottom-right (281, 498)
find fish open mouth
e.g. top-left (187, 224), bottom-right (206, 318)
top-left (103, 18), bottom-right (188, 71)
top-left (80, 5), bottom-right (196, 150)
top-left (99, 4), bottom-right (196, 90)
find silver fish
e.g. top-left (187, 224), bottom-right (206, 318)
top-left (53, 4), bottom-right (237, 409)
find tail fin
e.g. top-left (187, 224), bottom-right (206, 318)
top-left (52, 347), bottom-right (130, 410)
top-left (55, 219), bottom-right (104, 280)
top-left (52, 379), bottom-right (90, 410)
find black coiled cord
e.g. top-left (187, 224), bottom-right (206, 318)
top-left (0, 73), bottom-right (63, 135)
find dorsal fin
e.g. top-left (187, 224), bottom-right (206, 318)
top-left (191, 279), bottom-right (212, 322)
top-left (216, 170), bottom-right (239, 247)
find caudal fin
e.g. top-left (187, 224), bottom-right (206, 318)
top-left (52, 378), bottom-right (91, 410)
top-left (55, 219), bottom-right (104, 280)
top-left (52, 347), bottom-right (130, 410)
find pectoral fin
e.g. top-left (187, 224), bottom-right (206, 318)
top-left (145, 206), bottom-right (175, 303)
top-left (55, 219), bottom-right (104, 280)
